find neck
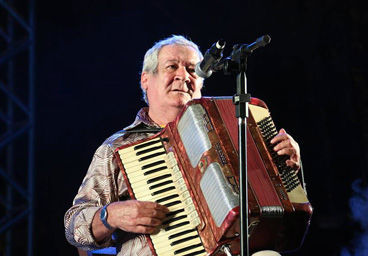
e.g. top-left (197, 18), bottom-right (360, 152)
top-left (148, 106), bottom-right (182, 126)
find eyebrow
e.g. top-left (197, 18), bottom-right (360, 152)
top-left (164, 59), bottom-right (178, 64)
top-left (164, 59), bottom-right (196, 66)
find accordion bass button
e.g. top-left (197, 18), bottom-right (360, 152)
top-left (189, 217), bottom-right (201, 228)
top-left (166, 152), bottom-right (178, 168)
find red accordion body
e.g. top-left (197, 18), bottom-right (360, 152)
top-left (115, 97), bottom-right (312, 255)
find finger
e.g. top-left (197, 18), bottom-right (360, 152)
top-left (152, 202), bottom-right (170, 214)
top-left (140, 201), bottom-right (170, 214)
top-left (270, 128), bottom-right (287, 144)
top-left (275, 148), bottom-right (297, 157)
top-left (124, 223), bottom-right (159, 234)
top-left (119, 214), bottom-right (164, 233)
top-left (148, 208), bottom-right (167, 219)
top-left (130, 208), bottom-right (167, 219)
top-left (130, 216), bottom-right (164, 227)
top-left (286, 159), bottom-right (300, 170)
top-left (273, 138), bottom-right (293, 152)
top-left (124, 201), bottom-right (166, 217)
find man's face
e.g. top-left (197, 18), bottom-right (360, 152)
top-left (141, 45), bottom-right (203, 110)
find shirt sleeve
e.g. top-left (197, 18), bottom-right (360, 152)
top-left (64, 142), bottom-right (127, 250)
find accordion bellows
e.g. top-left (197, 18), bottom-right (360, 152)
top-left (115, 97), bottom-right (312, 255)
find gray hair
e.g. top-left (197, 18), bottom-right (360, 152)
top-left (140, 35), bottom-right (203, 104)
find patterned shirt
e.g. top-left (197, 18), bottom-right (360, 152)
top-left (64, 107), bottom-right (161, 255)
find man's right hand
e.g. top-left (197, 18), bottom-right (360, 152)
top-left (108, 200), bottom-right (170, 234)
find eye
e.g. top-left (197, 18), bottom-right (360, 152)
top-left (187, 67), bottom-right (196, 73)
top-left (166, 64), bottom-right (177, 71)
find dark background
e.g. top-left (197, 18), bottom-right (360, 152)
top-left (11, 0), bottom-right (368, 255)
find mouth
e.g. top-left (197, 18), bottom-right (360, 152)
top-left (171, 89), bottom-right (190, 95)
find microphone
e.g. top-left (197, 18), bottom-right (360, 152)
top-left (195, 39), bottom-right (226, 78)
top-left (243, 35), bottom-right (271, 53)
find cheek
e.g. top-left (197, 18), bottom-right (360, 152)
top-left (165, 74), bottom-right (176, 86)
top-left (192, 86), bottom-right (202, 98)
top-left (192, 81), bottom-right (203, 96)
top-left (151, 77), bottom-right (170, 96)
top-left (193, 91), bottom-right (202, 99)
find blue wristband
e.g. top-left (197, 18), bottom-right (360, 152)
top-left (100, 204), bottom-right (113, 230)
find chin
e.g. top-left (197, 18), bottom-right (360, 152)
top-left (174, 101), bottom-right (187, 109)
top-left (171, 95), bottom-right (191, 108)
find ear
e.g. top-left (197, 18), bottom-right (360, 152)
top-left (141, 72), bottom-right (149, 90)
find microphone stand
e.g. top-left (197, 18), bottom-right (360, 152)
top-left (214, 35), bottom-right (271, 256)
top-left (232, 47), bottom-right (251, 256)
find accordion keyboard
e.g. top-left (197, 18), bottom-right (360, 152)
top-left (249, 104), bottom-right (309, 204)
top-left (117, 138), bottom-right (206, 256)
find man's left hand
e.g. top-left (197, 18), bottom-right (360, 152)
top-left (270, 128), bottom-right (300, 171)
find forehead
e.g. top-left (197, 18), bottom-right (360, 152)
top-left (157, 45), bottom-right (200, 65)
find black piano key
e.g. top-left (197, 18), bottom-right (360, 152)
top-left (151, 186), bottom-right (175, 196)
top-left (139, 151), bottom-right (165, 162)
top-left (168, 229), bottom-right (197, 240)
top-left (141, 160), bottom-right (165, 170)
top-left (149, 180), bottom-right (173, 190)
top-left (278, 155), bottom-right (289, 163)
top-left (143, 166), bottom-right (167, 176)
top-left (134, 140), bottom-right (161, 150)
top-left (163, 215), bottom-right (187, 225)
top-left (166, 208), bottom-right (185, 218)
top-left (164, 200), bottom-right (181, 208)
top-left (174, 243), bottom-right (203, 255)
top-left (147, 174), bottom-right (172, 184)
top-left (136, 145), bottom-right (163, 156)
top-left (156, 194), bottom-right (179, 204)
top-left (164, 221), bottom-right (190, 231)
top-left (161, 137), bottom-right (170, 143)
top-left (170, 235), bottom-right (199, 246)
top-left (182, 249), bottom-right (206, 256)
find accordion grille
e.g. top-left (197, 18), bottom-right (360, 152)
top-left (178, 104), bottom-right (212, 168)
top-left (200, 162), bottom-right (239, 227)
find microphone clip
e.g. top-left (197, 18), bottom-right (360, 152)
top-left (195, 39), bottom-right (226, 79)
top-left (220, 35), bottom-right (272, 75)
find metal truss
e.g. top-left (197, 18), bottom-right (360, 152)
top-left (0, 0), bottom-right (35, 255)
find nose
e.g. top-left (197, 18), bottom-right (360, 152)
top-left (175, 66), bottom-right (190, 83)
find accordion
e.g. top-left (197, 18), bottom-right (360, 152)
top-left (115, 97), bottom-right (312, 255)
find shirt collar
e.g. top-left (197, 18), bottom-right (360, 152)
top-left (123, 107), bottom-right (161, 131)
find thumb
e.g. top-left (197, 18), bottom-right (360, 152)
top-left (279, 128), bottom-right (287, 134)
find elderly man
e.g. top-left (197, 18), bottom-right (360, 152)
top-left (64, 35), bottom-right (301, 255)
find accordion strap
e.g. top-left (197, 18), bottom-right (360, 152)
top-left (124, 126), bottom-right (162, 134)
